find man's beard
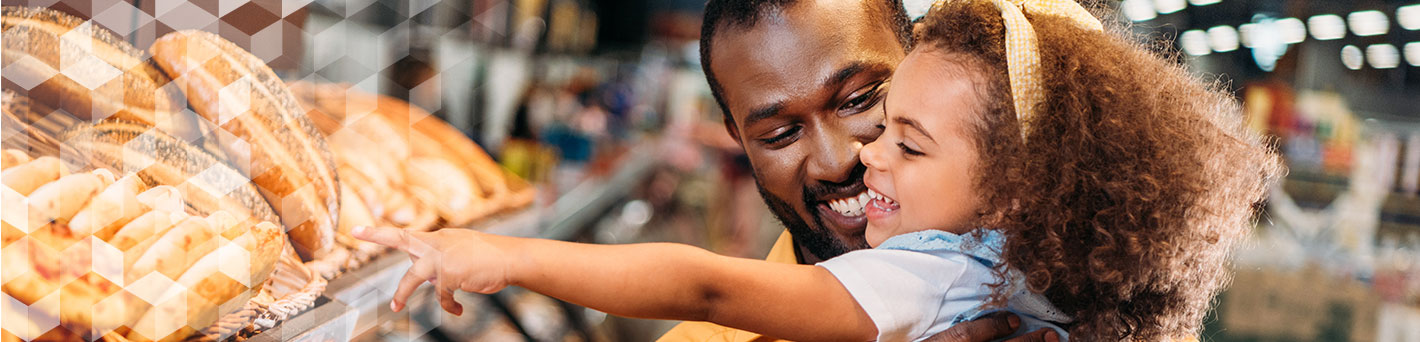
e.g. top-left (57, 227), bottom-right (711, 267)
top-left (755, 179), bottom-right (857, 261)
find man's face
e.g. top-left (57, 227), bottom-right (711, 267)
top-left (709, 0), bottom-right (906, 261)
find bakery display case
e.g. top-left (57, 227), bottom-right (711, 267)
top-left (2, 0), bottom-right (704, 340)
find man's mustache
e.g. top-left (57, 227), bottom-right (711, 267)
top-left (803, 163), bottom-right (869, 202)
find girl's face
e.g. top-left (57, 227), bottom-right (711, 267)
top-left (861, 50), bottom-right (984, 247)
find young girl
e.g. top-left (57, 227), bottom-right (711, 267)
top-left (356, 0), bottom-right (1281, 340)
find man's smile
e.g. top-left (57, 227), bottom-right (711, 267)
top-left (809, 179), bottom-right (870, 238)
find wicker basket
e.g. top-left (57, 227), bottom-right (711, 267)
top-left (3, 91), bottom-right (328, 342)
top-left (197, 247), bottom-right (327, 341)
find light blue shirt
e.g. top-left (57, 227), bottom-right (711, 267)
top-left (818, 230), bottom-right (1071, 342)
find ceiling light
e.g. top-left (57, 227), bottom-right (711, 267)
top-left (1208, 25), bottom-right (1240, 52)
top-left (1367, 44), bottom-right (1400, 69)
top-left (1309, 14), bottom-right (1347, 40)
top-left (1277, 17), bottom-right (1307, 44)
top-left (1123, 0), bottom-right (1157, 22)
top-left (1348, 10), bottom-right (1389, 36)
top-left (1406, 42), bottom-right (1420, 67)
top-left (1155, 0), bottom-right (1187, 14)
top-left (1341, 45), bottom-right (1364, 70)
top-left (1239, 23), bottom-right (1257, 48)
top-left (1399, 4), bottom-right (1420, 30)
top-left (1180, 30), bottom-right (1211, 56)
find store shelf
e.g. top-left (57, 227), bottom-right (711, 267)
top-left (247, 297), bottom-right (358, 342)
top-left (249, 139), bottom-right (662, 340)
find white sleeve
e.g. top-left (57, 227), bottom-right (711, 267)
top-left (817, 249), bottom-right (968, 342)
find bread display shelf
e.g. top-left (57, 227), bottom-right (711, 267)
top-left (4, 4), bottom-right (599, 340)
top-left (1, 6), bottom-right (528, 340)
top-left (247, 141), bottom-right (661, 340)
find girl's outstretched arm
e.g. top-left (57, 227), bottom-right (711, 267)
top-left (355, 226), bottom-right (877, 342)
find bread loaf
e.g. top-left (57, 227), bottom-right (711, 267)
top-left (61, 121), bottom-right (280, 230)
top-left (25, 169), bottom-right (112, 232)
top-left (150, 30), bottom-right (339, 260)
top-left (68, 173), bottom-right (146, 237)
top-left (125, 220), bottom-right (283, 342)
top-left (0, 7), bottom-right (200, 140)
top-left (1, 149), bottom-right (30, 169)
top-left (127, 216), bottom-right (218, 283)
top-left (1, 155), bottom-right (66, 195)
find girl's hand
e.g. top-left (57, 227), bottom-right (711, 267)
top-left (353, 226), bottom-right (518, 315)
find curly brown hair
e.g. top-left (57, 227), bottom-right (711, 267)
top-left (913, 1), bottom-right (1284, 340)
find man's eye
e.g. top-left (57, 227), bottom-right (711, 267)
top-left (897, 142), bottom-right (924, 156)
top-left (838, 82), bottom-right (885, 112)
top-left (760, 126), bottom-right (801, 146)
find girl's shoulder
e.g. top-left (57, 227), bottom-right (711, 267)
top-left (876, 229), bottom-right (1005, 267)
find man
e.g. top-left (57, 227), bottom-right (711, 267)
top-left (658, 0), bottom-right (1054, 341)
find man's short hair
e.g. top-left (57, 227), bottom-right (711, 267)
top-left (699, 0), bottom-right (912, 125)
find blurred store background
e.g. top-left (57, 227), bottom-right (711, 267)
top-left (1116, 1), bottom-right (1420, 341)
top-left (4, 0), bottom-right (1420, 341)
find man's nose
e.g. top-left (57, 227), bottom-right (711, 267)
top-left (806, 130), bottom-right (864, 184)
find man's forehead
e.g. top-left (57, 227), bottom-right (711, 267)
top-left (709, 2), bottom-right (901, 119)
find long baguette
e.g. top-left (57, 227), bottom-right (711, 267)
top-left (135, 185), bottom-right (184, 213)
top-left (2, 181), bottom-right (23, 246)
top-left (68, 173), bottom-right (147, 237)
top-left (62, 121), bottom-right (280, 228)
top-left (335, 183), bottom-right (377, 246)
top-left (105, 209), bottom-right (185, 251)
top-left (126, 221), bottom-right (283, 342)
top-left (405, 157), bottom-right (492, 224)
top-left (1, 90), bottom-right (71, 159)
top-left (127, 216), bottom-right (218, 283)
top-left (0, 7), bottom-right (200, 140)
top-left (150, 30), bottom-right (339, 260)
top-left (1, 149), bottom-right (29, 169)
top-left (0, 229), bottom-right (142, 340)
top-left (25, 169), bottom-right (112, 232)
top-left (291, 82), bottom-right (452, 229)
top-left (1, 155), bottom-right (65, 195)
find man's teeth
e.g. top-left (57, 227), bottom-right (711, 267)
top-left (867, 189), bottom-right (897, 206)
top-left (828, 191), bottom-right (869, 216)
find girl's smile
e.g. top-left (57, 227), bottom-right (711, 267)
top-left (864, 187), bottom-right (899, 221)
top-left (859, 48), bottom-right (989, 247)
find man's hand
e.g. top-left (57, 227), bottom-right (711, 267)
top-left (926, 312), bottom-right (1061, 342)
top-left (353, 226), bottom-right (518, 316)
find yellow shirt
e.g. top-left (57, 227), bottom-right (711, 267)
top-left (656, 231), bottom-right (798, 342)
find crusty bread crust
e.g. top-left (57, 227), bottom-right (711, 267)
top-left (150, 30), bottom-right (339, 261)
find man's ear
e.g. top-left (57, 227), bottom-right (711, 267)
top-left (722, 113), bottom-right (743, 146)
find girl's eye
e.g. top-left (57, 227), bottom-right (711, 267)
top-left (838, 82), bottom-right (886, 113)
top-left (760, 126), bottom-right (802, 147)
top-left (897, 142), bottom-right (924, 156)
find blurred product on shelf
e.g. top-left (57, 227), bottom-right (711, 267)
top-left (1219, 266), bottom-right (1379, 342)
top-left (1229, 79), bottom-right (1420, 341)
top-left (288, 81), bottom-right (537, 228)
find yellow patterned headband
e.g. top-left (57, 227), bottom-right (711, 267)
top-left (930, 0), bottom-right (1102, 139)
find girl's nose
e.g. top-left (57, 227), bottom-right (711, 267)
top-left (860, 140), bottom-right (886, 171)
